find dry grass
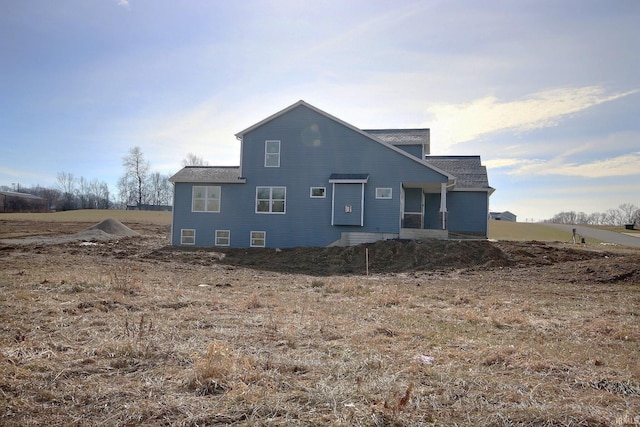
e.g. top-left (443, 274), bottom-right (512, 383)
top-left (2, 246), bottom-right (639, 426)
top-left (1, 213), bottom-right (639, 425)
top-left (488, 220), bottom-right (574, 242)
top-left (0, 209), bottom-right (172, 225)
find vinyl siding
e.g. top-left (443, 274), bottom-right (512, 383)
top-left (170, 103), bottom-right (489, 248)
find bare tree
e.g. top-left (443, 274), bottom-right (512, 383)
top-left (56, 172), bottom-right (76, 211)
top-left (181, 153), bottom-right (209, 167)
top-left (78, 177), bottom-right (89, 209)
top-left (120, 146), bottom-right (150, 208)
top-left (605, 208), bottom-right (624, 226)
top-left (618, 203), bottom-right (638, 224)
top-left (148, 172), bottom-right (172, 206)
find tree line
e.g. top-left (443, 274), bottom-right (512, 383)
top-left (545, 203), bottom-right (640, 226)
top-left (2, 148), bottom-right (207, 211)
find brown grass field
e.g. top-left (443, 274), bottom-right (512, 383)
top-left (1, 211), bottom-right (639, 426)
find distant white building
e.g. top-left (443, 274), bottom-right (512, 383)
top-left (489, 211), bottom-right (517, 222)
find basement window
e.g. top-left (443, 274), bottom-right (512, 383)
top-left (250, 231), bottom-right (266, 247)
top-left (180, 229), bottom-right (195, 245)
top-left (215, 230), bottom-right (230, 246)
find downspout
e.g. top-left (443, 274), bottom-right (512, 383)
top-left (236, 135), bottom-right (244, 178)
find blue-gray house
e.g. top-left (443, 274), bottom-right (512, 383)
top-left (169, 100), bottom-right (494, 248)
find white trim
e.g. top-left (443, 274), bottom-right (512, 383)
top-left (310, 186), bottom-right (326, 198)
top-left (264, 140), bottom-right (280, 167)
top-left (180, 229), bottom-right (195, 245)
top-left (215, 230), bottom-right (230, 247)
top-left (375, 187), bottom-right (392, 199)
top-left (329, 178), bottom-right (368, 184)
top-left (360, 183), bottom-right (365, 226)
top-left (250, 231), bottom-right (266, 247)
top-left (399, 185), bottom-right (404, 230)
top-left (331, 183), bottom-right (336, 225)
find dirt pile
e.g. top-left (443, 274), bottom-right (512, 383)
top-left (85, 218), bottom-right (140, 237)
top-left (0, 218), bottom-right (139, 245)
top-left (148, 239), bottom-right (507, 275)
top-left (148, 239), bottom-right (622, 276)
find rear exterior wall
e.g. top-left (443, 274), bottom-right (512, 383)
top-left (171, 105), bottom-right (449, 248)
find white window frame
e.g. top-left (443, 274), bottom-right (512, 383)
top-left (376, 187), bottom-right (393, 199)
top-left (180, 229), bottom-right (195, 245)
top-left (192, 186), bottom-right (221, 212)
top-left (264, 140), bottom-right (281, 167)
top-left (310, 187), bottom-right (326, 198)
top-left (250, 231), bottom-right (266, 247)
top-left (215, 230), bottom-right (230, 246)
top-left (255, 186), bottom-right (286, 214)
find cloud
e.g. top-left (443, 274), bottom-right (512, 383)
top-left (428, 86), bottom-right (638, 152)
top-left (117, 0), bottom-right (129, 7)
top-left (493, 152), bottom-right (640, 178)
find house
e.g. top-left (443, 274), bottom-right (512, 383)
top-left (169, 100), bottom-right (494, 248)
top-left (0, 191), bottom-right (48, 213)
top-left (489, 211), bottom-right (517, 222)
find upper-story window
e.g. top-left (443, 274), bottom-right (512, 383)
top-left (192, 186), bottom-right (221, 212)
top-left (265, 140), bottom-right (281, 167)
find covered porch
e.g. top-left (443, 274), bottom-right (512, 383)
top-left (400, 181), bottom-right (452, 239)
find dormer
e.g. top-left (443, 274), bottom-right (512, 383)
top-left (364, 129), bottom-right (430, 159)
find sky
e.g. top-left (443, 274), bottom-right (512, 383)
top-left (1, 0), bottom-right (638, 221)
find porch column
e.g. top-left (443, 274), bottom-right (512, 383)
top-left (439, 182), bottom-right (447, 230)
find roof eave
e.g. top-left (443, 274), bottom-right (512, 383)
top-left (170, 178), bottom-right (246, 184)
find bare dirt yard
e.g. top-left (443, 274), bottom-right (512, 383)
top-left (1, 218), bottom-right (639, 426)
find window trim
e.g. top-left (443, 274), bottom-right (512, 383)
top-left (255, 186), bottom-right (286, 214)
top-left (180, 229), bottom-right (195, 245)
top-left (192, 185), bottom-right (221, 213)
top-left (215, 230), bottom-right (230, 247)
top-left (310, 186), bottom-right (326, 198)
top-left (375, 187), bottom-right (393, 199)
top-left (250, 231), bottom-right (266, 247)
top-left (264, 140), bottom-right (281, 168)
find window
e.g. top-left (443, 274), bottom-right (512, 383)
top-left (265, 140), bottom-right (280, 167)
top-left (181, 229), bottom-right (195, 245)
top-left (310, 187), bottom-right (326, 198)
top-left (256, 186), bottom-right (286, 213)
top-left (215, 230), bottom-right (230, 246)
top-left (192, 186), bottom-right (221, 212)
top-left (250, 231), bottom-right (266, 247)
top-left (376, 187), bottom-right (392, 199)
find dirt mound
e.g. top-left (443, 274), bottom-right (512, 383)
top-left (149, 239), bottom-right (511, 275)
top-left (0, 218), bottom-right (140, 246)
top-left (147, 239), bottom-right (626, 276)
top-left (86, 218), bottom-right (140, 237)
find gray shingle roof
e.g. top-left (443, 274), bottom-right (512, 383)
top-left (364, 129), bottom-right (429, 146)
top-left (424, 156), bottom-right (491, 190)
top-left (169, 166), bottom-right (245, 183)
